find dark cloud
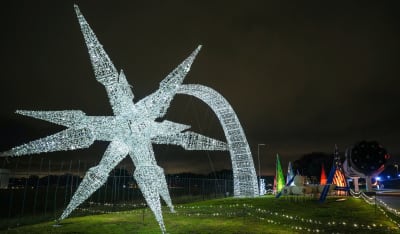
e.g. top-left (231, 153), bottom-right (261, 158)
top-left (1, 0), bottom-right (400, 175)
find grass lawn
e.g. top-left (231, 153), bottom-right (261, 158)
top-left (2, 196), bottom-right (399, 233)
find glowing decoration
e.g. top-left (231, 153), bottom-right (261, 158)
top-left (259, 178), bottom-right (266, 195)
top-left (332, 167), bottom-right (347, 196)
top-left (345, 141), bottom-right (389, 176)
top-left (177, 84), bottom-right (258, 197)
top-left (286, 161), bottom-right (294, 186)
top-left (344, 141), bottom-right (389, 192)
top-left (350, 189), bottom-right (400, 227)
top-left (275, 154), bottom-right (285, 193)
top-left (320, 164), bottom-right (327, 185)
top-left (76, 201), bottom-right (397, 232)
top-left (320, 145), bottom-right (348, 202)
top-left (0, 5), bottom-right (259, 233)
top-left (276, 161), bottom-right (295, 197)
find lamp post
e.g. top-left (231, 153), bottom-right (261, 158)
top-left (257, 143), bottom-right (266, 195)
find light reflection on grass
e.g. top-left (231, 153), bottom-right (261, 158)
top-left (3, 196), bottom-right (400, 234)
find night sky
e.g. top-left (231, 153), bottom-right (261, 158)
top-left (1, 1), bottom-right (399, 175)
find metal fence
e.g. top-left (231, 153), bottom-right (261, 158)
top-left (0, 157), bottom-right (234, 222)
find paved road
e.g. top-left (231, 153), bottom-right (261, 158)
top-left (376, 189), bottom-right (400, 210)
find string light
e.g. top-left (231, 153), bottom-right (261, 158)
top-left (350, 189), bottom-right (400, 228)
top-left (169, 202), bottom-right (393, 232)
top-left (259, 178), bottom-right (266, 195)
top-left (0, 4), bottom-right (258, 233)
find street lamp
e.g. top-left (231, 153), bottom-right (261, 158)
top-left (257, 143), bottom-right (266, 195)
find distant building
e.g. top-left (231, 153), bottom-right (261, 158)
top-left (0, 169), bottom-right (10, 189)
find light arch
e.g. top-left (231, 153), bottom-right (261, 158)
top-left (178, 84), bottom-right (258, 197)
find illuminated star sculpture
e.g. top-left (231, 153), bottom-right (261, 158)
top-left (1, 5), bottom-right (259, 233)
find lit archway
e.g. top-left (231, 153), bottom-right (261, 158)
top-left (178, 84), bottom-right (258, 197)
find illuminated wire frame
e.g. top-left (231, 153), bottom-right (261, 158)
top-left (0, 5), bottom-right (258, 233)
top-left (275, 154), bottom-right (285, 193)
top-left (286, 161), bottom-right (294, 186)
top-left (177, 84), bottom-right (258, 197)
top-left (320, 164), bottom-right (327, 185)
top-left (332, 168), bottom-right (347, 196)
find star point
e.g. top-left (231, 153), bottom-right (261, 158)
top-left (2, 5), bottom-right (259, 233)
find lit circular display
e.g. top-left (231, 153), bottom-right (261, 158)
top-left (347, 141), bottom-right (389, 176)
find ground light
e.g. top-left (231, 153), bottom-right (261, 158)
top-left (3, 196), bottom-right (399, 233)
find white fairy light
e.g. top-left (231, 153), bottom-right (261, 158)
top-left (0, 5), bottom-right (258, 233)
top-left (172, 202), bottom-right (392, 233)
top-left (177, 84), bottom-right (258, 197)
